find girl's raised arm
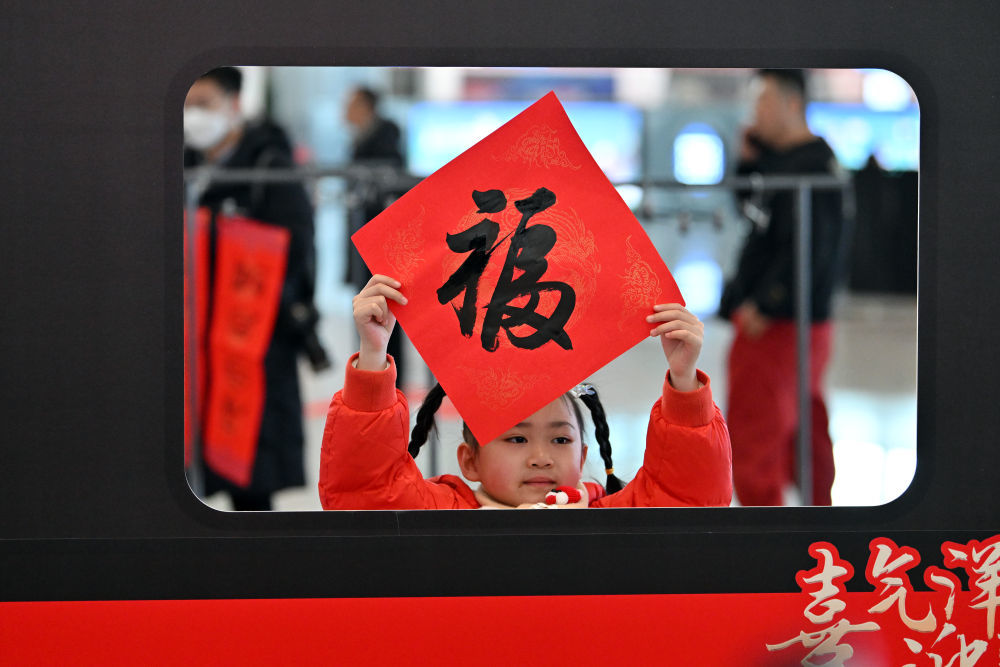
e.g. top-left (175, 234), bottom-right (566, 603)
top-left (647, 303), bottom-right (705, 392)
top-left (353, 274), bottom-right (407, 371)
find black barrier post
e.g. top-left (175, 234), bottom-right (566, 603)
top-left (795, 182), bottom-right (813, 506)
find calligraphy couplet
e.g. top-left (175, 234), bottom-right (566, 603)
top-left (183, 207), bottom-right (210, 467)
top-left (352, 92), bottom-right (682, 444)
top-left (202, 215), bottom-right (289, 487)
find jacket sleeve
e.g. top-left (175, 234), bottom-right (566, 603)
top-left (590, 370), bottom-right (733, 508)
top-left (318, 354), bottom-right (468, 509)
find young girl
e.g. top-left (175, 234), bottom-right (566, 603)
top-left (319, 274), bottom-right (732, 509)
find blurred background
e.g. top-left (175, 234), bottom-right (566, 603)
top-left (186, 66), bottom-right (918, 510)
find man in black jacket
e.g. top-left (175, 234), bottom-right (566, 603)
top-left (343, 86), bottom-right (410, 388)
top-left (184, 67), bottom-right (327, 510)
top-left (719, 69), bottom-right (846, 506)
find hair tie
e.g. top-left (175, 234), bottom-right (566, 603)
top-left (545, 486), bottom-right (583, 505)
top-left (605, 467), bottom-right (615, 475)
top-left (570, 383), bottom-right (596, 398)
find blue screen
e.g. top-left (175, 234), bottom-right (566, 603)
top-left (806, 102), bottom-right (920, 171)
top-left (406, 100), bottom-right (643, 182)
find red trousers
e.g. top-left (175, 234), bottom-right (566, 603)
top-left (726, 318), bottom-right (835, 505)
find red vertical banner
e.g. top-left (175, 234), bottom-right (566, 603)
top-left (183, 207), bottom-right (210, 467)
top-left (201, 215), bottom-right (289, 488)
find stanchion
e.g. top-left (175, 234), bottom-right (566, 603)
top-left (795, 183), bottom-right (813, 506)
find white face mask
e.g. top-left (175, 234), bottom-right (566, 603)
top-left (183, 106), bottom-right (234, 152)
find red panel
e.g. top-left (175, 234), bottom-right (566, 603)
top-left (3, 592), bottom-right (996, 666)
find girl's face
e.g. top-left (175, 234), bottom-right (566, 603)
top-left (457, 396), bottom-right (588, 507)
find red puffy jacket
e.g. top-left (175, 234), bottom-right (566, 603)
top-left (319, 355), bottom-right (732, 509)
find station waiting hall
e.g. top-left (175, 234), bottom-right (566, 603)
top-left (183, 66), bottom-right (919, 511)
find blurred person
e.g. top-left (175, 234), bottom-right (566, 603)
top-left (184, 66), bottom-right (329, 511)
top-left (345, 87), bottom-right (404, 166)
top-left (343, 86), bottom-right (410, 389)
top-left (718, 69), bottom-right (847, 506)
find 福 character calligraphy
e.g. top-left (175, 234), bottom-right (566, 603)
top-left (438, 187), bottom-right (576, 352)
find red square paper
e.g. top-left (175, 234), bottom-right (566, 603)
top-left (352, 92), bottom-right (682, 445)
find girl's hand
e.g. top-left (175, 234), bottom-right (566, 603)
top-left (647, 303), bottom-right (704, 391)
top-left (353, 274), bottom-right (407, 371)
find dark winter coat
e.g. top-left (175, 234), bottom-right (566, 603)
top-left (185, 120), bottom-right (316, 495)
top-left (345, 117), bottom-right (404, 288)
top-left (719, 137), bottom-right (847, 322)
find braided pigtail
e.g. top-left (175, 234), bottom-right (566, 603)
top-left (574, 384), bottom-right (625, 494)
top-left (408, 383), bottom-right (447, 459)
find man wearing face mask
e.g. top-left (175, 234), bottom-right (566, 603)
top-left (184, 66), bottom-right (328, 511)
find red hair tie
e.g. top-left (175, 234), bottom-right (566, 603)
top-left (544, 486), bottom-right (582, 505)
